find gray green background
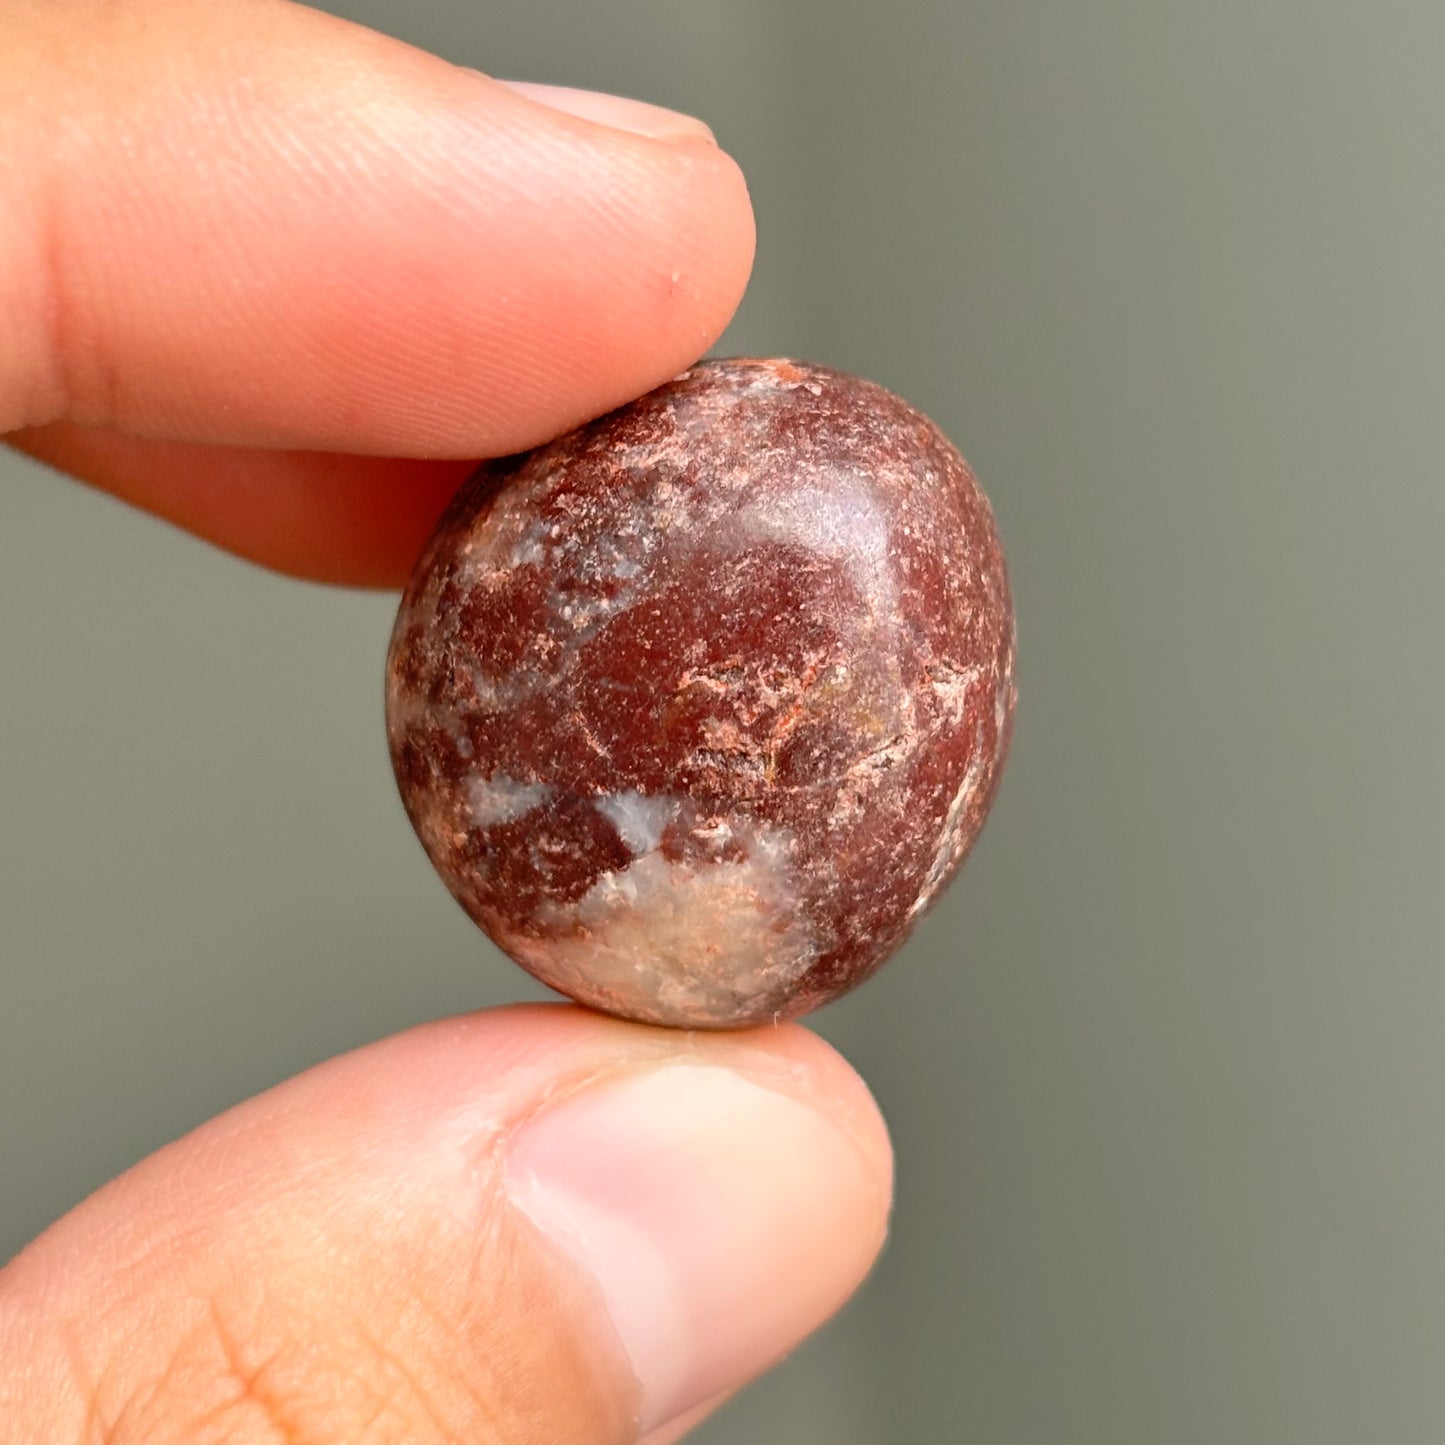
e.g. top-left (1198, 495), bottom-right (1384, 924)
top-left (5, 2), bottom-right (1444, 1440)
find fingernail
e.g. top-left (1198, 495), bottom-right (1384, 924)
top-left (497, 80), bottom-right (717, 144)
top-left (506, 1063), bottom-right (888, 1434)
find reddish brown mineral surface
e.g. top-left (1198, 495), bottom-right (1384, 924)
top-left (386, 359), bottom-right (1015, 1028)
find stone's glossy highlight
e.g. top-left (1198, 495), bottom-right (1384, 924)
top-left (386, 359), bottom-right (1016, 1028)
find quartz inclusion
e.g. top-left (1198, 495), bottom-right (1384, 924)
top-left (386, 359), bottom-right (1016, 1028)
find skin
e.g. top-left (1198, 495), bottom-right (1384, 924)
top-left (0, 2), bottom-right (895, 1442)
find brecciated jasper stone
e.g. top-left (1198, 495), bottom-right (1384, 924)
top-left (386, 358), bottom-right (1015, 1028)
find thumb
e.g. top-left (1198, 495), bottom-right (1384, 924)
top-left (0, 1006), bottom-right (892, 1444)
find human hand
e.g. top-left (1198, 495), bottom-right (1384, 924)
top-left (0, 3), bottom-right (893, 1442)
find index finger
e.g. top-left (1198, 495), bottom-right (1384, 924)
top-left (0, 0), bottom-right (755, 456)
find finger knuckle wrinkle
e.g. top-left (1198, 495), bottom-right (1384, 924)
top-left (75, 1293), bottom-right (488, 1445)
top-left (77, 1304), bottom-right (302, 1445)
top-left (34, 155), bottom-right (119, 433)
top-left (0, 132), bottom-right (62, 431)
top-left (0, 101), bottom-right (119, 433)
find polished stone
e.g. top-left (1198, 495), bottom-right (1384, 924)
top-left (387, 359), bottom-right (1016, 1027)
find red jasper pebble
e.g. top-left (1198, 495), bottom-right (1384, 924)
top-left (386, 359), bottom-right (1016, 1028)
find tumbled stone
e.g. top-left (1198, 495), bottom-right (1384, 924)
top-left (386, 359), bottom-right (1015, 1028)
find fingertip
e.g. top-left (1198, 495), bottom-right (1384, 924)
top-left (498, 1014), bottom-right (892, 1433)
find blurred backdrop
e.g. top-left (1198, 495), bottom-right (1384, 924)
top-left (6, 1), bottom-right (1445, 1441)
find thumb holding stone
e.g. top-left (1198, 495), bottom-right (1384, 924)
top-left (0, 1005), bottom-right (891, 1444)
